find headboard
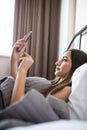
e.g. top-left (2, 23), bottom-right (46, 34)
top-left (67, 25), bottom-right (87, 52)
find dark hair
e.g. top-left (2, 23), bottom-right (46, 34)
top-left (67, 49), bottom-right (87, 80)
top-left (42, 49), bottom-right (87, 96)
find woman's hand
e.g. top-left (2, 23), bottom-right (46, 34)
top-left (11, 36), bottom-right (27, 62)
top-left (18, 52), bottom-right (34, 75)
top-left (10, 36), bottom-right (28, 78)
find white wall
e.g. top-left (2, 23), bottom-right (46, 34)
top-left (0, 56), bottom-right (10, 79)
top-left (58, 0), bottom-right (87, 58)
top-left (75, 0), bottom-right (87, 32)
top-left (75, 0), bottom-right (87, 52)
top-left (58, 0), bottom-right (76, 58)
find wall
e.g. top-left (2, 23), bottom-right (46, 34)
top-left (0, 56), bottom-right (10, 79)
top-left (58, 0), bottom-right (76, 58)
top-left (75, 0), bottom-right (87, 52)
top-left (58, 0), bottom-right (87, 58)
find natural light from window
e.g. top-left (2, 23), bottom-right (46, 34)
top-left (0, 0), bottom-right (15, 56)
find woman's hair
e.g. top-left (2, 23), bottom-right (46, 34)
top-left (42, 49), bottom-right (87, 96)
top-left (65, 49), bottom-right (87, 81)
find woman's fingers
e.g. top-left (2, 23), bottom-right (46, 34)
top-left (18, 52), bottom-right (34, 72)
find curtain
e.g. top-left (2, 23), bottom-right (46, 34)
top-left (13, 0), bottom-right (60, 79)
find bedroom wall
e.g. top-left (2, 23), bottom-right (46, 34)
top-left (58, 0), bottom-right (76, 58)
top-left (75, 0), bottom-right (87, 53)
top-left (58, 0), bottom-right (87, 58)
top-left (0, 56), bottom-right (10, 79)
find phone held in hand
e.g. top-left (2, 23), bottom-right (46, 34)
top-left (25, 31), bottom-right (32, 42)
top-left (16, 31), bottom-right (32, 52)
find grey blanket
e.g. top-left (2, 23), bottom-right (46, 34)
top-left (0, 89), bottom-right (70, 129)
top-left (0, 76), bottom-right (70, 129)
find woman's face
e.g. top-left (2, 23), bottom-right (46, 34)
top-left (55, 51), bottom-right (72, 79)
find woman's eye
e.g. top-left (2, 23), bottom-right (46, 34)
top-left (62, 58), bottom-right (68, 61)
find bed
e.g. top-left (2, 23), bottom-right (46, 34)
top-left (7, 120), bottom-right (87, 130)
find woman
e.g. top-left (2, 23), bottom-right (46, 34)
top-left (10, 36), bottom-right (87, 104)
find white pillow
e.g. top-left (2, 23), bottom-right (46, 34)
top-left (68, 63), bottom-right (87, 120)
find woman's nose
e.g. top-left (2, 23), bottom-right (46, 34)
top-left (55, 60), bottom-right (61, 66)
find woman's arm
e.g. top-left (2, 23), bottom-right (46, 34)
top-left (53, 86), bottom-right (71, 102)
top-left (10, 52), bottom-right (34, 104)
top-left (10, 36), bottom-right (27, 78)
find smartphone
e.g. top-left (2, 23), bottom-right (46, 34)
top-left (25, 31), bottom-right (32, 42)
top-left (16, 31), bottom-right (32, 52)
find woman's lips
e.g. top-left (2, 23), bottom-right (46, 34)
top-left (55, 67), bottom-right (60, 72)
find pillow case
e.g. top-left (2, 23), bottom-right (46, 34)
top-left (0, 76), bottom-right (51, 109)
top-left (68, 63), bottom-right (87, 120)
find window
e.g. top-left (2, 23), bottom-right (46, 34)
top-left (0, 0), bottom-right (15, 56)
